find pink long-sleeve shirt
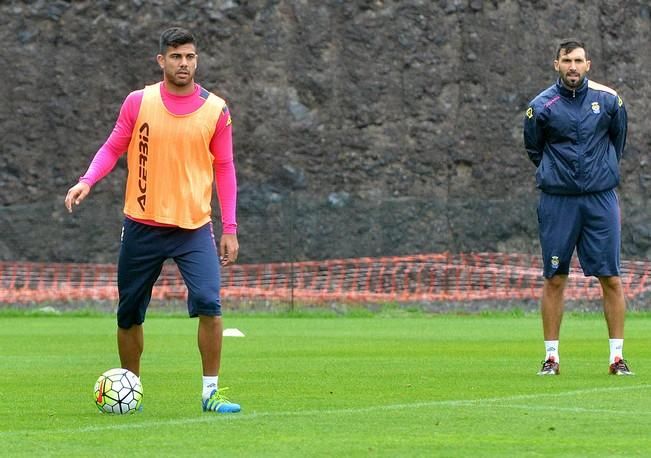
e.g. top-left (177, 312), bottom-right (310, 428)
top-left (80, 82), bottom-right (237, 234)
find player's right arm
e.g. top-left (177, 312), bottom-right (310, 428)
top-left (65, 91), bottom-right (143, 213)
top-left (523, 102), bottom-right (545, 167)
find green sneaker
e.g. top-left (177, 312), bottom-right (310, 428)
top-left (202, 388), bottom-right (241, 413)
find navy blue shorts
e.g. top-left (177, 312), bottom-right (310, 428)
top-left (117, 218), bottom-right (222, 329)
top-left (537, 189), bottom-right (621, 279)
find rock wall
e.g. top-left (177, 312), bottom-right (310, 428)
top-left (1, 0), bottom-right (649, 263)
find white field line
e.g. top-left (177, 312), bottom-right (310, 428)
top-left (2, 384), bottom-right (649, 437)
top-left (488, 403), bottom-right (645, 415)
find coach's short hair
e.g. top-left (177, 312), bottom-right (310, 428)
top-left (556, 39), bottom-right (587, 59)
top-left (159, 27), bottom-right (196, 54)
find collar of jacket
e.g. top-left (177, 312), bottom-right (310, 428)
top-left (555, 77), bottom-right (589, 98)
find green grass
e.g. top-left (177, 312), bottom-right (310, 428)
top-left (1, 311), bottom-right (651, 457)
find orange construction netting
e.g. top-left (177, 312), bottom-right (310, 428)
top-left (1, 253), bottom-right (649, 304)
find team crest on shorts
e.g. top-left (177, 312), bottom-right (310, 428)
top-left (591, 102), bottom-right (600, 114)
top-left (551, 256), bottom-right (560, 269)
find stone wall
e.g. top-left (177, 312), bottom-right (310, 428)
top-left (1, 0), bottom-right (649, 263)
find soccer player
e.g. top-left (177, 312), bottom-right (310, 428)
top-left (65, 27), bottom-right (242, 411)
top-left (523, 39), bottom-right (632, 376)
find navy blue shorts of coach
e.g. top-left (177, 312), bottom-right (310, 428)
top-left (117, 218), bottom-right (222, 329)
top-left (537, 189), bottom-right (621, 279)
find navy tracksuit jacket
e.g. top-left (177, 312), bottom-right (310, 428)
top-left (524, 77), bottom-right (627, 195)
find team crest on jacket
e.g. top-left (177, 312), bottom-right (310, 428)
top-left (526, 107), bottom-right (533, 119)
top-left (591, 102), bottom-right (600, 114)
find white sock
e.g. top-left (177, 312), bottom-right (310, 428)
top-left (545, 340), bottom-right (559, 363)
top-left (609, 339), bottom-right (624, 364)
top-left (202, 376), bottom-right (218, 400)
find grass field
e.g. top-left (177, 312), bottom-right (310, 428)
top-left (1, 309), bottom-right (650, 457)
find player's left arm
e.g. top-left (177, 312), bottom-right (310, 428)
top-left (211, 105), bottom-right (239, 265)
top-left (609, 95), bottom-right (627, 162)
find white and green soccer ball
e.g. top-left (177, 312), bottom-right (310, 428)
top-left (94, 368), bottom-right (143, 414)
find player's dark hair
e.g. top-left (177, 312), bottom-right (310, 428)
top-left (556, 39), bottom-right (587, 60)
top-left (159, 27), bottom-right (196, 54)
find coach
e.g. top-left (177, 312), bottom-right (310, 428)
top-left (523, 39), bottom-right (632, 376)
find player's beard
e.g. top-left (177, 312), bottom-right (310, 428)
top-left (166, 68), bottom-right (194, 88)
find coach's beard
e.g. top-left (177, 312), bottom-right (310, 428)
top-left (562, 73), bottom-right (584, 89)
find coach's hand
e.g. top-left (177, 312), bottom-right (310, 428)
top-left (220, 234), bottom-right (239, 266)
top-left (65, 182), bottom-right (91, 213)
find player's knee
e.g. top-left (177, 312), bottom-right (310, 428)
top-left (544, 274), bottom-right (567, 290)
top-left (598, 275), bottom-right (623, 292)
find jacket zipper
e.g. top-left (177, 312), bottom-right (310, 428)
top-left (560, 83), bottom-right (588, 191)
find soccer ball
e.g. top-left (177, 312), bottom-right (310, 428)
top-left (94, 368), bottom-right (143, 414)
